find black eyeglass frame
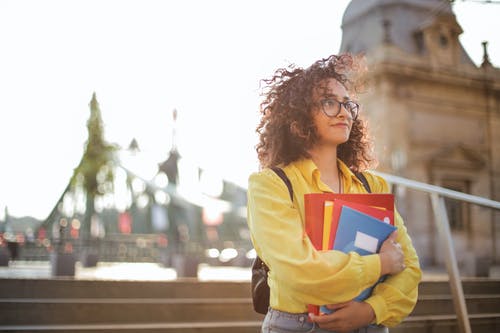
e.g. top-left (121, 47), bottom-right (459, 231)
top-left (318, 98), bottom-right (360, 121)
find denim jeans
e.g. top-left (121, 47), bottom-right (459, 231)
top-left (262, 308), bottom-right (389, 333)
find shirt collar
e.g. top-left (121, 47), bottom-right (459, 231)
top-left (337, 159), bottom-right (365, 192)
top-left (295, 158), bottom-right (364, 192)
top-left (295, 158), bottom-right (318, 185)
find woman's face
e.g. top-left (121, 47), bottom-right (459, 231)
top-left (311, 78), bottom-right (354, 148)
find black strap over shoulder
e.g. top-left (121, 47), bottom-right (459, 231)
top-left (254, 169), bottom-right (293, 269)
top-left (271, 167), bottom-right (294, 201)
top-left (354, 171), bottom-right (372, 193)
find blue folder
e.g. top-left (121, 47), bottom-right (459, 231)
top-left (321, 206), bottom-right (397, 314)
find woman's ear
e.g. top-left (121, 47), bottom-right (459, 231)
top-left (290, 121), bottom-right (301, 136)
top-left (290, 121), bottom-right (312, 140)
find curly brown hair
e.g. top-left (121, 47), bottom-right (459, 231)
top-left (256, 53), bottom-right (375, 172)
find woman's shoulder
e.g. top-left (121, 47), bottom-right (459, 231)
top-left (249, 167), bottom-right (276, 179)
top-left (248, 167), bottom-right (294, 199)
top-left (248, 167), bottom-right (284, 187)
top-left (358, 170), bottom-right (390, 194)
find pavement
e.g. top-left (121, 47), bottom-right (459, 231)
top-left (0, 260), bottom-right (252, 281)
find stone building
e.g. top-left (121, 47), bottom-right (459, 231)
top-left (340, 0), bottom-right (500, 274)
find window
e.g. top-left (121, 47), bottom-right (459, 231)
top-left (442, 179), bottom-right (470, 231)
top-left (439, 34), bottom-right (448, 48)
top-left (414, 31), bottom-right (424, 54)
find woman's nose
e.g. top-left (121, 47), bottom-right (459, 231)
top-left (336, 104), bottom-right (351, 120)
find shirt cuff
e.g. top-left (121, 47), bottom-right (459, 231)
top-left (365, 294), bottom-right (388, 325)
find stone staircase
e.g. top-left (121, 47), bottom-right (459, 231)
top-left (0, 278), bottom-right (499, 332)
top-left (398, 279), bottom-right (500, 333)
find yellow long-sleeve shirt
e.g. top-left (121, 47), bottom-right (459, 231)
top-left (247, 159), bottom-right (422, 327)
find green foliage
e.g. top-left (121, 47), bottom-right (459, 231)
top-left (42, 93), bottom-right (117, 229)
top-left (73, 93), bottom-right (118, 196)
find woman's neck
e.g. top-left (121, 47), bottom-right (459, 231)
top-left (308, 145), bottom-right (342, 192)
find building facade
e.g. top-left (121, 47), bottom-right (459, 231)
top-left (340, 0), bottom-right (500, 275)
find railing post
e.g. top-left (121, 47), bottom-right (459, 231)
top-left (430, 193), bottom-right (472, 333)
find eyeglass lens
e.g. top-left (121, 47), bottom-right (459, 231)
top-left (320, 98), bottom-right (358, 119)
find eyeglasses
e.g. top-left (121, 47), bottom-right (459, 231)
top-left (318, 98), bottom-right (360, 120)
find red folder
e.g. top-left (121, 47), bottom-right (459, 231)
top-left (304, 193), bottom-right (394, 249)
top-left (328, 199), bottom-right (394, 249)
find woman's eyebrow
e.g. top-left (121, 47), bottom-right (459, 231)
top-left (324, 93), bottom-right (351, 101)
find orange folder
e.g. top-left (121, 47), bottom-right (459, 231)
top-left (322, 201), bottom-right (334, 250)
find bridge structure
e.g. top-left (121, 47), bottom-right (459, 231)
top-left (0, 101), bottom-right (253, 275)
top-left (5, 158), bottom-right (253, 275)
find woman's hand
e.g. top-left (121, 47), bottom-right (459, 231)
top-left (379, 231), bottom-right (405, 276)
top-left (309, 301), bottom-right (375, 333)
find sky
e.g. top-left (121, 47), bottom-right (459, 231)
top-left (0, 0), bottom-right (499, 220)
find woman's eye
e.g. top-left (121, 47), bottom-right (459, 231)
top-left (322, 99), bottom-right (336, 107)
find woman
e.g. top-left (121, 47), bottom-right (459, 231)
top-left (247, 54), bottom-right (421, 333)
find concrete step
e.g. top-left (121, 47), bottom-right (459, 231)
top-left (1, 278), bottom-right (500, 333)
top-left (0, 298), bottom-right (264, 325)
top-left (394, 313), bottom-right (500, 333)
top-left (0, 278), bottom-right (251, 299)
top-left (1, 293), bottom-right (498, 325)
top-left (0, 315), bottom-right (499, 333)
top-left (0, 321), bottom-right (263, 332)
top-left (2, 278), bottom-right (500, 299)
top-left (418, 278), bottom-right (500, 295)
top-left (411, 294), bottom-right (500, 315)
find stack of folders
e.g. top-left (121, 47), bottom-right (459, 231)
top-left (304, 193), bottom-right (396, 316)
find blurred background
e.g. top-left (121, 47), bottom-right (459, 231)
top-left (0, 0), bottom-right (499, 280)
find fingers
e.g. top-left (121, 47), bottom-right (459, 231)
top-left (385, 231), bottom-right (402, 251)
top-left (388, 230), bottom-right (399, 242)
top-left (309, 312), bottom-right (338, 323)
top-left (392, 240), bottom-right (402, 249)
top-left (310, 301), bottom-right (375, 332)
top-left (400, 257), bottom-right (407, 270)
top-left (381, 231), bottom-right (400, 251)
top-left (380, 232), bottom-right (405, 275)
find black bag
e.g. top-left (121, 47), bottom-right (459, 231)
top-left (251, 256), bottom-right (270, 314)
top-left (250, 168), bottom-right (371, 314)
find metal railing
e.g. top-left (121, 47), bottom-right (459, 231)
top-left (374, 171), bottom-right (500, 333)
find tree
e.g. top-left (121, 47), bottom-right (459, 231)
top-left (75, 92), bottom-right (117, 239)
